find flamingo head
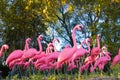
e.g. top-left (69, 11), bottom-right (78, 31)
top-left (86, 38), bottom-right (91, 43)
top-left (65, 44), bottom-right (71, 48)
top-left (102, 45), bottom-right (108, 52)
top-left (48, 43), bottom-right (54, 51)
top-left (3, 44), bottom-right (9, 50)
top-left (48, 43), bottom-right (54, 47)
top-left (26, 38), bottom-right (31, 44)
top-left (38, 35), bottom-right (44, 40)
top-left (53, 38), bottom-right (59, 43)
top-left (75, 24), bottom-right (84, 31)
top-left (97, 34), bottom-right (101, 39)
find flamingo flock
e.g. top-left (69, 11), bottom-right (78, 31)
top-left (0, 24), bottom-right (119, 77)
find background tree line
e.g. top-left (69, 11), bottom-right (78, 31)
top-left (0, 0), bottom-right (120, 58)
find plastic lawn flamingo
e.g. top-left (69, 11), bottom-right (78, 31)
top-left (34, 38), bottom-right (60, 69)
top-left (112, 49), bottom-right (120, 66)
top-left (68, 38), bottom-right (91, 71)
top-left (46, 38), bottom-right (59, 54)
top-left (22, 35), bottom-right (43, 62)
top-left (91, 34), bottom-right (101, 56)
top-left (0, 44), bottom-right (9, 74)
top-left (80, 34), bottom-right (101, 73)
top-left (0, 44), bottom-right (9, 57)
top-left (6, 38), bottom-right (31, 65)
top-left (94, 46), bottom-right (111, 75)
top-left (56, 24), bottom-right (84, 69)
top-left (45, 38), bottom-right (60, 64)
top-left (80, 53), bottom-right (97, 73)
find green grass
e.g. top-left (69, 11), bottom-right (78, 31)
top-left (5, 64), bottom-right (120, 80)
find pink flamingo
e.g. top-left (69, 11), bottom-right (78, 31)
top-left (46, 38), bottom-right (59, 54)
top-left (68, 38), bottom-right (91, 71)
top-left (91, 34), bottom-right (101, 56)
top-left (34, 44), bottom-right (54, 69)
top-left (43, 44), bottom-right (71, 70)
top-left (8, 58), bottom-right (22, 70)
top-left (80, 47), bottom-right (100, 73)
top-left (112, 49), bottom-right (120, 66)
top-left (6, 38), bottom-right (31, 70)
top-left (94, 52), bottom-right (111, 70)
top-left (8, 57), bottom-right (30, 70)
top-left (36, 44), bottom-right (71, 70)
top-left (30, 35), bottom-right (47, 63)
top-left (79, 34), bottom-right (101, 73)
top-left (22, 35), bottom-right (43, 62)
top-left (93, 46), bottom-right (111, 75)
top-left (52, 38), bottom-right (59, 52)
top-left (56, 24), bottom-right (84, 69)
top-left (0, 44), bottom-right (9, 57)
top-left (6, 38), bottom-right (31, 65)
top-left (46, 43), bottom-right (54, 54)
top-left (34, 38), bottom-right (59, 69)
top-left (80, 55), bottom-right (96, 73)
top-left (0, 44), bottom-right (9, 74)
top-left (8, 35), bottom-right (43, 71)
top-left (37, 63), bottom-right (53, 71)
top-left (45, 38), bottom-right (60, 63)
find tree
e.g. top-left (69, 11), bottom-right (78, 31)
top-left (0, 0), bottom-right (47, 52)
top-left (0, 0), bottom-right (119, 56)
top-left (47, 0), bottom-right (120, 55)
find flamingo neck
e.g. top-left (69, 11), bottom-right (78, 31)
top-left (72, 28), bottom-right (77, 48)
top-left (54, 46), bottom-right (57, 52)
top-left (53, 43), bottom-right (57, 52)
top-left (97, 38), bottom-right (100, 49)
top-left (0, 45), bottom-right (5, 52)
top-left (38, 38), bottom-right (42, 53)
top-left (52, 39), bottom-right (58, 52)
top-left (46, 43), bottom-right (53, 54)
top-left (24, 42), bottom-right (29, 51)
top-left (0, 45), bottom-right (5, 57)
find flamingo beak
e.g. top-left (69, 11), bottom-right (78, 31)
top-left (4, 45), bottom-right (9, 50)
top-left (78, 24), bottom-right (85, 33)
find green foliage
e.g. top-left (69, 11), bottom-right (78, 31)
top-left (0, 0), bottom-right (120, 56)
top-left (0, 0), bottom-right (48, 52)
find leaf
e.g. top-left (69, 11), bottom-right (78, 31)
top-left (61, 0), bottom-right (66, 5)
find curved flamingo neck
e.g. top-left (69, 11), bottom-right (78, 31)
top-left (24, 42), bottom-right (29, 51)
top-left (24, 39), bottom-right (30, 51)
top-left (72, 28), bottom-right (77, 48)
top-left (97, 37), bottom-right (100, 49)
top-left (46, 43), bottom-right (54, 54)
top-left (52, 39), bottom-right (59, 51)
top-left (0, 45), bottom-right (7, 57)
top-left (0, 45), bottom-right (5, 52)
top-left (105, 52), bottom-right (111, 60)
top-left (37, 38), bottom-right (42, 53)
top-left (0, 46), bottom-right (4, 57)
top-left (54, 46), bottom-right (57, 52)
